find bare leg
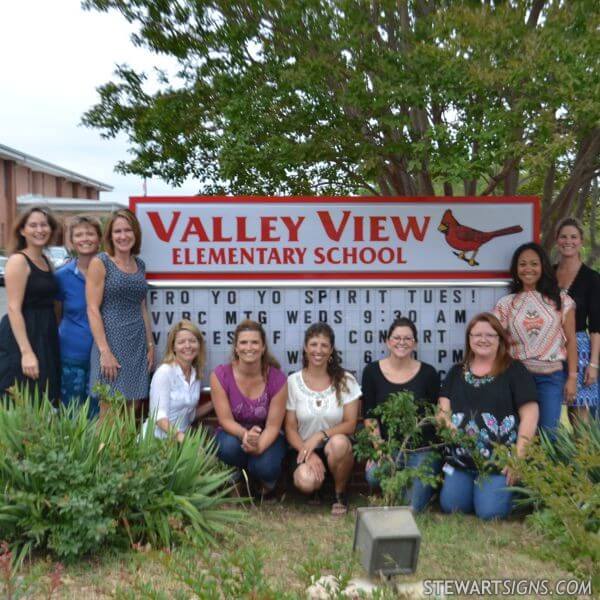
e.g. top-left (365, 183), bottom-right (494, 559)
top-left (325, 434), bottom-right (354, 494)
top-left (293, 463), bottom-right (322, 495)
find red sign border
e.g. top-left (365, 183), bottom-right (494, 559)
top-left (130, 196), bottom-right (540, 281)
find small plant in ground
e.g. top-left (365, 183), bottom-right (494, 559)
top-left (499, 420), bottom-right (600, 587)
top-left (0, 384), bottom-right (242, 562)
top-left (354, 391), bottom-right (448, 506)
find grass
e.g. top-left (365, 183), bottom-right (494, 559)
top-left (10, 494), bottom-right (588, 599)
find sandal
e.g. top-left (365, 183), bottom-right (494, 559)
top-left (331, 492), bottom-right (349, 517)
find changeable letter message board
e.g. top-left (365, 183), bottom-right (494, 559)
top-left (133, 196), bottom-right (538, 380)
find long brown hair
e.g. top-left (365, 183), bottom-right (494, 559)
top-left (161, 320), bottom-right (206, 379)
top-left (302, 322), bottom-right (349, 404)
top-left (103, 209), bottom-right (142, 256)
top-left (231, 319), bottom-right (280, 378)
top-left (9, 206), bottom-right (58, 253)
top-left (464, 312), bottom-right (512, 376)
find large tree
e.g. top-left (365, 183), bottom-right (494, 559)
top-left (83, 0), bottom-right (600, 250)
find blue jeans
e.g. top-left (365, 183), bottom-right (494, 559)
top-left (440, 466), bottom-right (512, 520)
top-left (532, 370), bottom-right (565, 434)
top-left (365, 450), bottom-right (441, 513)
top-left (216, 430), bottom-right (286, 489)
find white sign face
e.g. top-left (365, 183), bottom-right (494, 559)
top-left (148, 285), bottom-right (508, 384)
top-left (132, 197), bottom-right (538, 282)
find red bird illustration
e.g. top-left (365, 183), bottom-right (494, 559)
top-left (438, 209), bottom-right (523, 266)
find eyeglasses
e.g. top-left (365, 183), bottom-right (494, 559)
top-left (469, 333), bottom-right (499, 340)
top-left (389, 336), bottom-right (415, 344)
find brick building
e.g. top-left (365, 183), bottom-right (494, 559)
top-left (0, 143), bottom-right (123, 249)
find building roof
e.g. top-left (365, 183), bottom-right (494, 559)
top-left (0, 143), bottom-right (113, 191)
top-left (17, 195), bottom-right (127, 212)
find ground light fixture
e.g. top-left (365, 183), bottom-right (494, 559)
top-left (353, 506), bottom-right (421, 576)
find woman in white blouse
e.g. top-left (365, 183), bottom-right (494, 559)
top-left (145, 320), bottom-right (212, 440)
top-left (285, 323), bottom-right (361, 516)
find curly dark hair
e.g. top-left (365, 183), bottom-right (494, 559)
top-left (509, 242), bottom-right (562, 311)
top-left (302, 322), bottom-right (349, 405)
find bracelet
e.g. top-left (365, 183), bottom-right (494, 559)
top-left (590, 363), bottom-right (599, 369)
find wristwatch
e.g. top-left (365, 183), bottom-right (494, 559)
top-left (321, 430), bottom-right (330, 443)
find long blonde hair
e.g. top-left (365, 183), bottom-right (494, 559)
top-left (162, 320), bottom-right (206, 379)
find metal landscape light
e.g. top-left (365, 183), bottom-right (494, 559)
top-left (353, 506), bottom-right (421, 577)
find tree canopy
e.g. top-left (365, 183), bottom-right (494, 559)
top-left (82, 0), bottom-right (600, 251)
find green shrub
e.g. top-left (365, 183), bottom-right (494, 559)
top-left (0, 385), bottom-right (242, 562)
top-left (502, 420), bottom-right (600, 584)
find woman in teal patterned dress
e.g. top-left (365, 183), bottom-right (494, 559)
top-left (87, 209), bottom-right (154, 418)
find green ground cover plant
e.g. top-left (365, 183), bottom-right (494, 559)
top-left (501, 419), bottom-right (600, 586)
top-left (0, 385), bottom-right (241, 563)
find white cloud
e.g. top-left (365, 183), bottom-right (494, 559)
top-left (0, 0), bottom-right (199, 201)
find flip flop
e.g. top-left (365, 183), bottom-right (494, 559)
top-left (331, 492), bottom-right (349, 517)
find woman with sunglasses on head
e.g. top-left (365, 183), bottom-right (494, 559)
top-left (211, 320), bottom-right (287, 499)
top-left (87, 209), bottom-right (154, 418)
top-left (362, 317), bottom-right (441, 512)
top-left (285, 323), bottom-right (360, 516)
top-left (554, 217), bottom-right (599, 423)
top-left (0, 206), bottom-right (60, 403)
top-left (55, 216), bottom-right (102, 411)
top-left (143, 320), bottom-right (212, 441)
top-left (494, 242), bottom-right (577, 433)
top-left (438, 313), bottom-right (538, 520)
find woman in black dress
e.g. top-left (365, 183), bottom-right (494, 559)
top-left (0, 206), bottom-right (60, 402)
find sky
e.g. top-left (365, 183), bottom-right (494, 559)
top-left (0, 0), bottom-right (199, 203)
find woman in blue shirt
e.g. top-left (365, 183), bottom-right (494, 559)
top-left (55, 216), bottom-right (101, 413)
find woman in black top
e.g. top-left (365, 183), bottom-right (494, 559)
top-left (0, 207), bottom-right (60, 403)
top-left (362, 317), bottom-right (441, 512)
top-left (555, 217), bottom-right (599, 421)
top-left (438, 313), bottom-right (538, 520)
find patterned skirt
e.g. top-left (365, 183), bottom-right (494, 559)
top-left (568, 332), bottom-right (599, 408)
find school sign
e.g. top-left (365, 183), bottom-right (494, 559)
top-left (133, 197), bottom-right (538, 379)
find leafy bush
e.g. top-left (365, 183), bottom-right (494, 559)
top-left (0, 385), bottom-right (241, 562)
top-left (502, 420), bottom-right (600, 585)
top-left (354, 391), bottom-right (442, 505)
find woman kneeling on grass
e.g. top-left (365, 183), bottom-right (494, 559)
top-left (211, 320), bottom-right (287, 500)
top-left (285, 323), bottom-right (360, 516)
top-left (143, 320), bottom-right (213, 440)
top-left (438, 313), bottom-right (539, 520)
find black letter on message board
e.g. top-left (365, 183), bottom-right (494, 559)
top-left (436, 310), bottom-right (446, 323)
top-left (225, 311), bottom-right (237, 325)
top-left (333, 311), bottom-right (343, 324)
top-left (286, 311), bottom-right (299, 324)
top-left (455, 310), bottom-right (467, 323)
top-left (287, 350), bottom-right (299, 364)
top-left (423, 330), bottom-right (432, 343)
top-left (453, 290), bottom-right (462, 303)
top-left (165, 312), bottom-right (174, 325)
top-left (198, 311), bottom-right (207, 325)
top-left (211, 291), bottom-right (220, 303)
top-left (149, 290), bottom-right (158, 304)
top-left (349, 331), bottom-right (357, 344)
top-left (318, 310), bottom-right (328, 322)
top-left (166, 291), bottom-right (174, 305)
top-left (151, 312), bottom-right (160, 325)
top-left (152, 332), bottom-right (160, 345)
top-left (213, 331), bottom-right (221, 345)
top-left (438, 349), bottom-right (447, 363)
top-left (227, 291), bottom-right (237, 304)
top-left (181, 291), bottom-right (190, 304)
top-left (452, 349), bottom-right (464, 363)
top-left (273, 330), bottom-right (281, 344)
top-left (439, 290), bottom-right (447, 303)
top-left (182, 311), bottom-right (191, 320)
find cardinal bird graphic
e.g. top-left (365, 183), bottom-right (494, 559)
top-left (438, 209), bottom-right (523, 266)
